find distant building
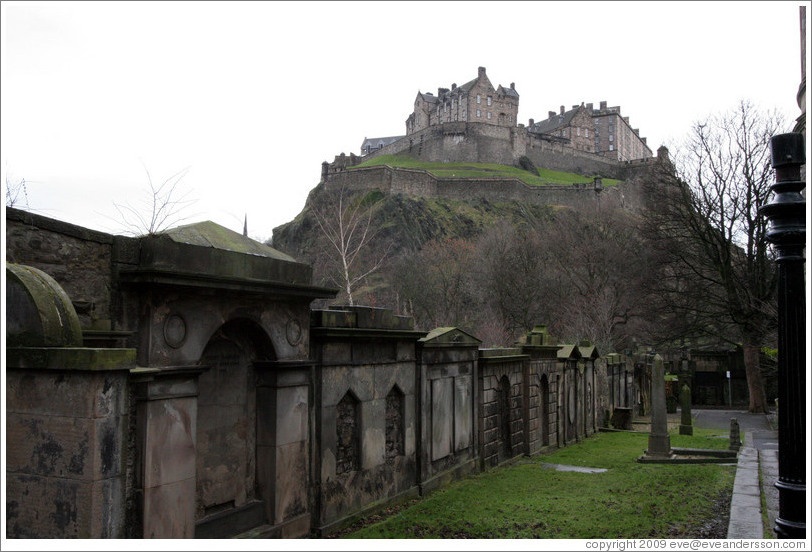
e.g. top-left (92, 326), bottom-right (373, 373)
top-left (405, 67), bottom-right (519, 135)
top-left (590, 101), bottom-right (652, 162)
top-left (361, 135), bottom-right (403, 155)
top-left (355, 67), bottom-right (654, 168)
top-left (528, 104), bottom-right (596, 153)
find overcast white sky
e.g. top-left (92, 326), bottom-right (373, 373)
top-left (1, 1), bottom-right (807, 244)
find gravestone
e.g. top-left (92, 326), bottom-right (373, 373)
top-left (679, 384), bottom-right (693, 435)
top-left (729, 418), bottom-right (742, 452)
top-left (645, 354), bottom-right (672, 458)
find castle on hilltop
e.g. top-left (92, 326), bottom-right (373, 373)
top-left (359, 67), bottom-right (653, 166)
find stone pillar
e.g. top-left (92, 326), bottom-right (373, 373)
top-left (255, 361), bottom-right (312, 538)
top-left (729, 418), bottom-right (742, 452)
top-left (679, 384), bottom-right (693, 436)
top-left (646, 354), bottom-right (672, 458)
top-left (6, 263), bottom-right (136, 538)
top-left (133, 367), bottom-right (202, 538)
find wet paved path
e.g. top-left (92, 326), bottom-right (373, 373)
top-left (691, 408), bottom-right (778, 539)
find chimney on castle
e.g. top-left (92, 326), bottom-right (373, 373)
top-left (529, 118), bottom-right (535, 126)
top-left (452, 83), bottom-right (457, 90)
top-left (548, 111), bottom-right (556, 119)
top-left (510, 82), bottom-right (515, 89)
top-left (478, 66), bottom-right (486, 78)
top-left (600, 100), bottom-right (607, 110)
top-left (586, 103), bottom-right (593, 111)
top-left (560, 105), bottom-right (565, 115)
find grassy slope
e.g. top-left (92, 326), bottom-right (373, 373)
top-left (343, 428), bottom-right (734, 539)
top-left (353, 154), bottom-right (624, 187)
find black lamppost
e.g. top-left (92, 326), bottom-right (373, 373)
top-left (760, 132), bottom-right (806, 539)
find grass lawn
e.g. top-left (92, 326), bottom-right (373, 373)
top-left (353, 154), bottom-right (623, 187)
top-left (340, 428), bottom-right (735, 539)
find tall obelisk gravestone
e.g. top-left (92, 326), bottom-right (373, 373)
top-left (645, 354), bottom-right (672, 458)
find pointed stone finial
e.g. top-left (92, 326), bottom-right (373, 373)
top-left (243, 214), bottom-right (248, 237)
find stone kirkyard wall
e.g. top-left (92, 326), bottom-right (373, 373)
top-left (7, 207), bottom-right (628, 540)
top-left (309, 306), bottom-right (424, 535)
top-left (6, 262), bottom-right (136, 538)
top-left (477, 349), bottom-right (529, 468)
top-left (5, 207), bottom-right (127, 330)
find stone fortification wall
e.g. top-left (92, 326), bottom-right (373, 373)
top-left (524, 133), bottom-right (627, 179)
top-left (359, 121), bottom-right (634, 178)
top-left (325, 164), bottom-right (638, 211)
top-left (324, 122), bottom-right (669, 211)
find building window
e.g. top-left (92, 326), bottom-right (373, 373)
top-left (610, 144), bottom-right (614, 151)
top-left (585, 129), bottom-right (589, 137)
top-left (477, 109), bottom-right (481, 117)
top-left (477, 95), bottom-right (481, 104)
top-left (577, 128), bottom-right (581, 136)
top-left (487, 96), bottom-right (492, 106)
top-left (487, 111), bottom-right (491, 120)
top-left (609, 135), bottom-right (614, 142)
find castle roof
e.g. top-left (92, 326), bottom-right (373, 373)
top-left (361, 135), bottom-right (404, 150)
top-left (529, 106), bottom-right (581, 134)
top-left (497, 84), bottom-right (519, 98)
top-left (418, 92), bottom-right (439, 104)
top-left (457, 78), bottom-right (478, 93)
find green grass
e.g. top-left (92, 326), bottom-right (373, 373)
top-left (342, 428), bottom-right (734, 539)
top-left (353, 154), bottom-right (623, 187)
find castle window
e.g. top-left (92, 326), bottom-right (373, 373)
top-left (609, 134), bottom-right (614, 142)
top-left (487, 96), bottom-right (492, 106)
top-left (585, 129), bottom-right (589, 137)
top-left (610, 144), bottom-right (614, 151)
top-left (476, 109), bottom-right (481, 118)
top-left (487, 111), bottom-right (491, 120)
top-left (477, 95), bottom-right (481, 104)
top-left (577, 128), bottom-right (581, 136)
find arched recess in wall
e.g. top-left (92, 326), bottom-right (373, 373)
top-left (540, 374), bottom-right (550, 447)
top-left (336, 390), bottom-right (361, 475)
top-left (195, 318), bottom-right (276, 525)
top-left (385, 385), bottom-right (405, 464)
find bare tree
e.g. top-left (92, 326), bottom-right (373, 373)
top-left (112, 164), bottom-right (196, 235)
top-left (546, 204), bottom-right (652, 354)
top-left (474, 220), bottom-right (556, 340)
top-left (392, 237), bottom-right (477, 331)
top-left (311, 184), bottom-right (391, 306)
top-left (644, 100), bottom-right (784, 412)
top-left (5, 171), bottom-right (30, 209)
